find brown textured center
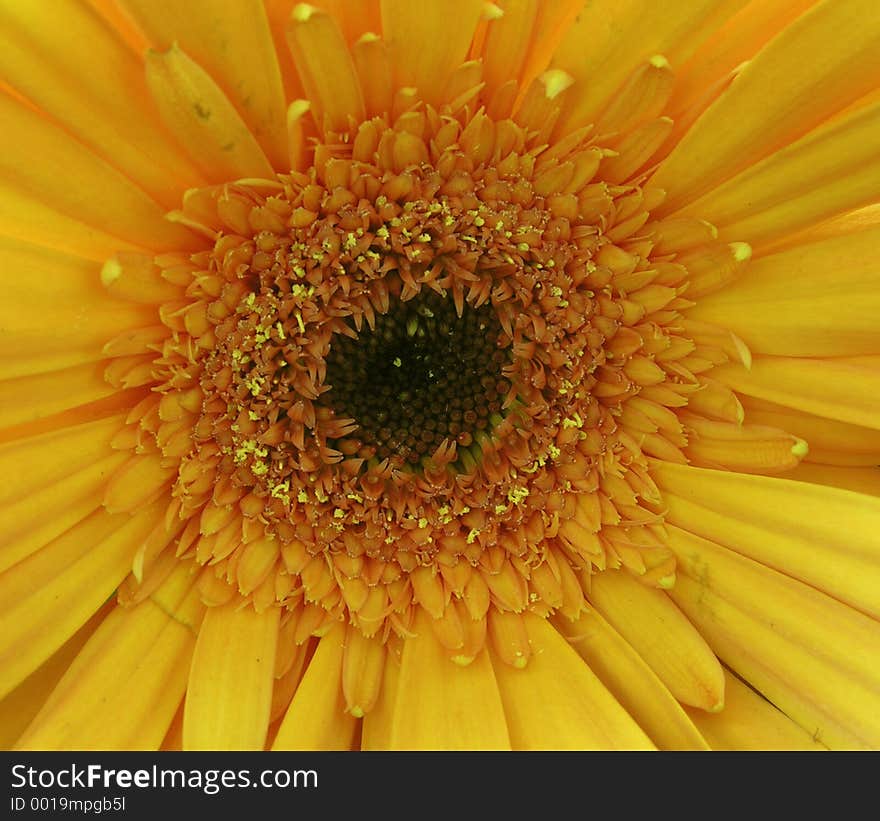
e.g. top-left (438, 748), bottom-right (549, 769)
top-left (318, 289), bottom-right (511, 469)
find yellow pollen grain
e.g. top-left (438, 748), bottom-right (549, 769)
top-left (562, 413), bottom-right (583, 429)
top-left (292, 3), bottom-right (317, 23)
top-left (481, 2), bottom-right (504, 21)
top-left (541, 69), bottom-right (574, 100)
top-left (731, 241), bottom-right (752, 262)
top-left (791, 439), bottom-right (809, 457)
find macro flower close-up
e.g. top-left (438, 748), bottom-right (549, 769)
top-left (1, 0), bottom-right (879, 752)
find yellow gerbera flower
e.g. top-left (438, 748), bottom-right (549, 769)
top-left (0, 0), bottom-right (878, 752)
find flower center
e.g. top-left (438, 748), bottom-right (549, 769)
top-left (101, 101), bottom-right (753, 655)
top-left (319, 288), bottom-right (510, 469)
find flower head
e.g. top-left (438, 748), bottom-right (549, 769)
top-left (1, 0), bottom-right (879, 751)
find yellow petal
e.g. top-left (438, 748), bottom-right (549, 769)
top-left (0, 364), bottom-right (121, 432)
top-left (673, 97), bottom-right (880, 248)
top-left (492, 613), bottom-right (655, 750)
top-left (0, 503), bottom-right (161, 700)
top-left (652, 0), bottom-right (880, 213)
top-left (786, 463), bottom-right (880, 497)
top-left (684, 668), bottom-right (826, 751)
top-left (160, 701), bottom-right (185, 751)
top-left (555, 609), bottom-right (710, 750)
top-left (145, 44), bottom-right (275, 181)
top-left (687, 224), bottom-right (880, 357)
top-left (17, 564), bottom-right (204, 750)
top-left (272, 625), bottom-right (359, 750)
top-left (515, 1), bottom-right (583, 98)
top-left (481, 0), bottom-right (538, 99)
top-left (103, 452), bottom-right (176, 514)
top-left (352, 33), bottom-right (393, 120)
top-left (0, 415), bottom-right (124, 506)
top-left (686, 377), bottom-right (745, 423)
top-left (341, 625), bottom-right (386, 717)
top-left (713, 355), bottom-right (880, 431)
top-left (183, 600), bottom-right (280, 750)
top-left (551, 0), bottom-right (743, 134)
top-left (100, 252), bottom-right (186, 305)
top-left (740, 395), bottom-right (880, 467)
top-left (0, 602), bottom-right (111, 749)
top-left (655, 461), bottom-right (880, 620)
top-left (682, 414), bottom-right (807, 474)
top-left (596, 55), bottom-right (676, 134)
top-left (311, 0), bottom-right (381, 45)
top-left (0, 92), bottom-right (196, 251)
top-left (0, 240), bottom-right (156, 379)
top-left (389, 607), bottom-right (510, 749)
top-left (763, 201), bottom-right (880, 255)
top-left (0, 452), bottom-right (126, 573)
top-left (0, 0), bottom-right (204, 208)
top-left (361, 644), bottom-right (400, 750)
top-left (122, 0), bottom-right (288, 168)
top-left (667, 0), bottom-right (819, 126)
top-left (601, 116), bottom-right (674, 184)
top-left (380, 0), bottom-right (485, 107)
top-left (286, 4), bottom-right (365, 134)
top-left (588, 570), bottom-right (725, 711)
top-left (0, 179), bottom-right (141, 262)
top-left (666, 526), bottom-right (880, 750)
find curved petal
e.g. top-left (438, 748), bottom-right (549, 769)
top-left (16, 564), bottom-right (203, 751)
top-left (655, 461), bottom-right (880, 619)
top-left (684, 669), bottom-right (827, 751)
top-left (555, 609), bottom-right (710, 750)
top-left (713, 355), bottom-right (880, 431)
top-left (272, 625), bottom-right (360, 751)
top-left (492, 614), bottom-right (655, 750)
top-left (652, 0), bottom-right (880, 212)
top-left (0, 502), bottom-right (162, 700)
top-left (687, 225), bottom-right (880, 357)
top-left (183, 600), bottom-right (280, 751)
top-left (0, 0), bottom-right (204, 207)
top-left (666, 527), bottom-right (880, 750)
top-left (0, 92), bottom-right (198, 251)
top-left (122, 0), bottom-right (288, 168)
top-left (389, 608), bottom-right (510, 750)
